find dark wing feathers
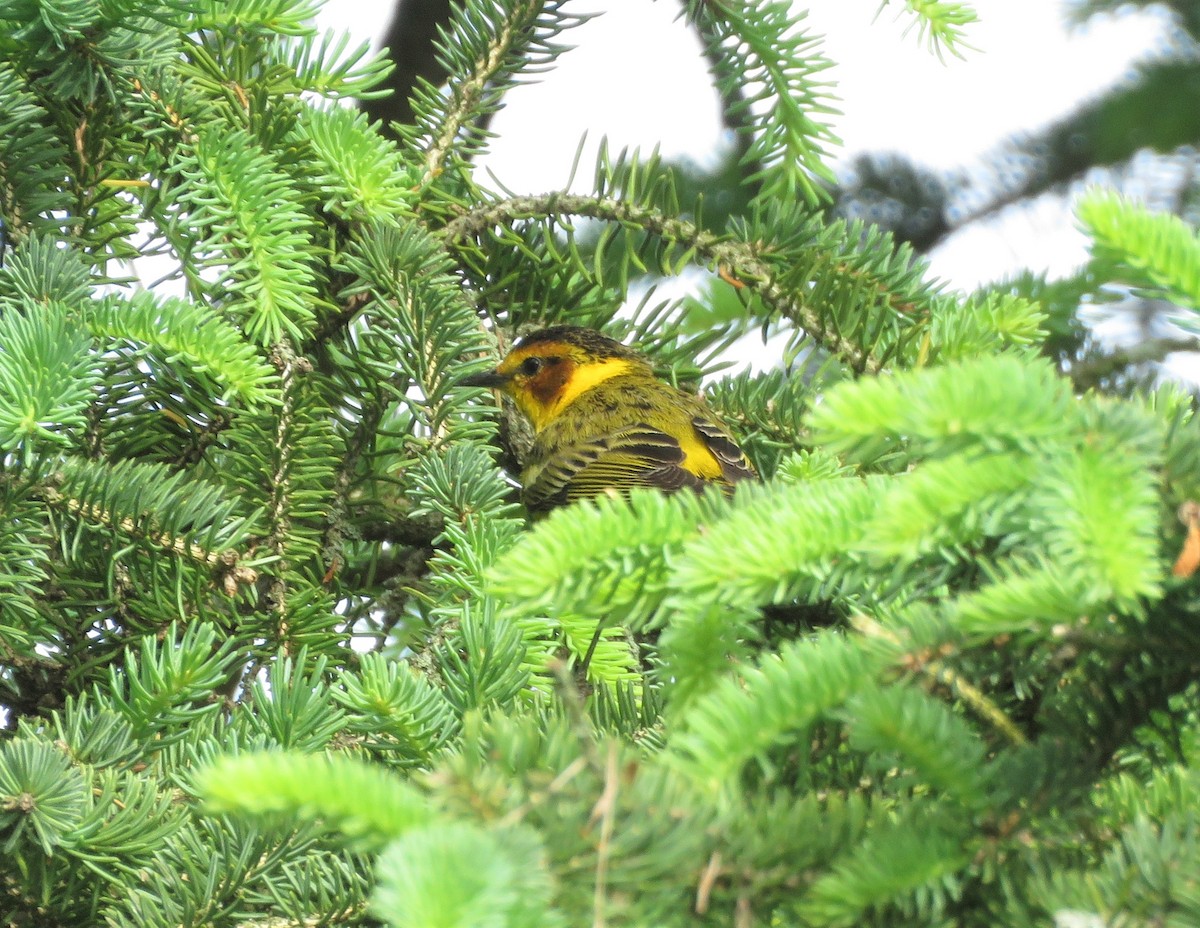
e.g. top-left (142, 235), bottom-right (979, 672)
top-left (522, 420), bottom-right (750, 513)
top-left (692, 416), bottom-right (757, 483)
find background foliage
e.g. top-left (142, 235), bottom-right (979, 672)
top-left (1, 1), bottom-right (1199, 926)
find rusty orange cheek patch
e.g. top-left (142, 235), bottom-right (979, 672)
top-left (519, 357), bottom-right (635, 432)
top-left (528, 359), bottom-right (574, 406)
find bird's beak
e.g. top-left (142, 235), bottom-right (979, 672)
top-left (462, 367), bottom-right (509, 389)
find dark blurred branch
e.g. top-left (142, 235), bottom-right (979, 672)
top-left (359, 513), bottom-right (445, 547)
top-left (1068, 335), bottom-right (1200, 391)
top-left (360, 0), bottom-right (454, 130)
top-left (685, 0), bottom-right (755, 172)
top-left (952, 60), bottom-right (1200, 228)
top-left (364, 0), bottom-right (756, 178)
top-left (835, 58), bottom-right (1200, 253)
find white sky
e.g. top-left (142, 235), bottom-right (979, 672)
top-left (315, 0), bottom-right (1176, 289)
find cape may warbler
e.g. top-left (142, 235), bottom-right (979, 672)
top-left (464, 326), bottom-right (755, 512)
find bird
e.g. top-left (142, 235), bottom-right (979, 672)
top-left (463, 325), bottom-right (755, 512)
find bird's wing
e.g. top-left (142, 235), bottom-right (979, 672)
top-left (522, 420), bottom-right (749, 512)
top-left (691, 416), bottom-right (757, 484)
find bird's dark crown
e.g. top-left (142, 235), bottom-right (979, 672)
top-left (514, 326), bottom-right (643, 361)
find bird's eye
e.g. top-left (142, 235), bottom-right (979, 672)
top-left (519, 357), bottom-right (544, 376)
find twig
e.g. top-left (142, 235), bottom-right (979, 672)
top-left (422, 0), bottom-right (542, 181)
top-left (853, 614), bottom-right (1027, 747)
top-left (439, 192), bottom-right (887, 374)
top-left (589, 742), bottom-right (620, 928)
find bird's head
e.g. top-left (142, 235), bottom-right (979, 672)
top-left (463, 326), bottom-right (648, 431)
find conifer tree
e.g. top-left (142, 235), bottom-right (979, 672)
top-left (1, 1), bottom-right (1198, 926)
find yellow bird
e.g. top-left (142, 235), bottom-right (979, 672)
top-left (464, 326), bottom-right (755, 512)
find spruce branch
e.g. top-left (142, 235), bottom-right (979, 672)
top-left (294, 105), bottom-right (418, 225)
top-left (686, 0), bottom-right (840, 208)
top-left (320, 391), bottom-right (385, 591)
top-left (421, 0), bottom-right (534, 181)
top-left (440, 193), bottom-right (888, 373)
top-left (853, 615), bottom-right (1026, 747)
top-left (169, 412), bottom-right (233, 470)
top-left (670, 631), bottom-right (889, 789)
top-left (1078, 189), bottom-right (1200, 312)
top-left (32, 461), bottom-right (259, 597)
top-left (413, 0), bottom-right (588, 181)
top-left (174, 126), bottom-right (322, 346)
top-left (199, 750), bottom-right (434, 850)
top-left (84, 292), bottom-right (280, 406)
top-left (39, 483), bottom-right (247, 577)
top-left (335, 221), bottom-right (499, 448)
top-left (263, 340), bottom-right (308, 648)
top-left (877, 0), bottom-right (980, 59)
top-left (0, 65), bottom-right (73, 239)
